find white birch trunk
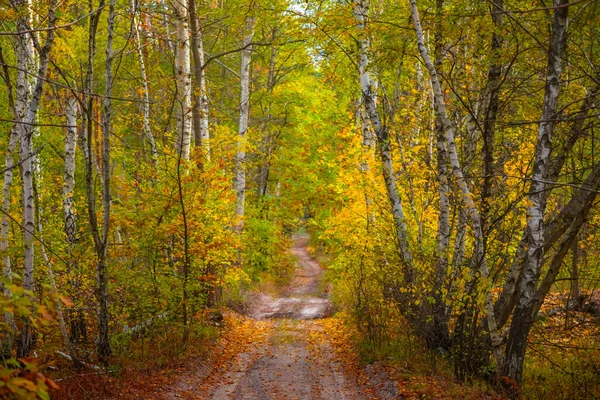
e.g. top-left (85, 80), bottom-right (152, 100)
top-left (173, 0), bottom-right (192, 160)
top-left (1, 2), bottom-right (33, 351)
top-left (131, 0), bottom-right (157, 163)
top-left (63, 95), bottom-right (78, 244)
top-left (16, 0), bottom-right (57, 358)
top-left (354, 0), bottom-right (413, 282)
top-left (189, 0), bottom-right (210, 159)
top-left (409, 0), bottom-right (502, 368)
top-left (199, 39), bottom-right (209, 156)
top-left (431, 0), bottom-right (451, 349)
top-left (502, 0), bottom-right (569, 385)
top-left (234, 15), bottom-right (255, 232)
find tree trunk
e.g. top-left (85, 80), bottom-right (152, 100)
top-left (16, 0), bottom-right (57, 358)
top-left (410, 0), bottom-right (502, 369)
top-left (189, 0), bottom-right (210, 161)
top-left (0, 0), bottom-right (33, 356)
top-left (63, 94), bottom-right (87, 342)
top-left (354, 0), bottom-right (413, 284)
top-left (256, 27), bottom-right (279, 207)
top-left (501, 0), bottom-right (569, 388)
top-left (131, 0), bottom-right (157, 163)
top-left (480, 0), bottom-right (504, 236)
top-left (64, 95), bottom-right (78, 243)
top-left (234, 14), bottom-right (255, 233)
top-left (83, 0), bottom-right (110, 366)
top-left (173, 0), bottom-right (192, 160)
top-left (77, 2), bottom-right (106, 352)
top-left (95, 0), bottom-right (116, 365)
top-left (431, 0), bottom-right (451, 351)
top-left (492, 81), bottom-right (598, 331)
top-left (571, 236), bottom-right (580, 301)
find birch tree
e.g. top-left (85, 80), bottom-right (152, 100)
top-left (501, 0), bottom-right (569, 386)
top-left (354, 0), bottom-right (413, 285)
top-left (131, 0), bottom-right (157, 163)
top-left (62, 92), bottom-right (87, 345)
top-left (82, 0), bottom-right (113, 364)
top-left (189, 0), bottom-right (210, 160)
top-left (16, 0), bottom-right (58, 358)
top-left (0, 0), bottom-right (33, 356)
top-left (409, 0), bottom-right (503, 369)
top-left (431, 0), bottom-right (451, 350)
top-left (63, 95), bottom-right (78, 244)
top-left (234, 13), bottom-right (255, 232)
top-left (173, 0), bottom-right (192, 161)
top-left (256, 26), bottom-right (279, 203)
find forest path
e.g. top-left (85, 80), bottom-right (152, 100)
top-left (248, 233), bottom-right (332, 320)
top-left (163, 233), bottom-right (389, 400)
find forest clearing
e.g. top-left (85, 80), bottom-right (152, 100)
top-left (1, 0), bottom-right (600, 398)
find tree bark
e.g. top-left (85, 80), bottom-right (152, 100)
top-left (431, 0), bottom-right (451, 350)
top-left (131, 0), bottom-right (157, 163)
top-left (256, 26), bottom-right (279, 206)
top-left (570, 236), bottom-right (580, 301)
top-left (493, 82), bottom-right (598, 331)
top-left (173, 0), bottom-right (192, 160)
top-left (234, 14), bottom-right (255, 233)
top-left (410, 0), bottom-right (502, 369)
top-left (64, 95), bottom-right (78, 243)
top-left (0, 0), bottom-right (33, 356)
top-left (501, 0), bottom-right (569, 387)
top-left (83, 0), bottom-right (111, 366)
top-left (354, 0), bottom-right (413, 283)
top-left (16, 0), bottom-right (57, 358)
top-left (95, 0), bottom-right (116, 364)
top-left (189, 0), bottom-right (210, 161)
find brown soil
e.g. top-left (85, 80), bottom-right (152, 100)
top-left (248, 233), bottom-right (332, 320)
top-left (159, 234), bottom-right (396, 400)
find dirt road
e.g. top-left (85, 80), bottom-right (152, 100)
top-left (204, 234), bottom-right (371, 399)
top-left (162, 234), bottom-right (395, 400)
top-left (249, 234), bottom-right (332, 320)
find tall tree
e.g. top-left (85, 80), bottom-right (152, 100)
top-left (501, 0), bottom-right (570, 386)
top-left (189, 0), bottom-right (210, 161)
top-left (173, 0), bottom-right (192, 161)
top-left (0, 0), bottom-right (33, 356)
top-left (97, 0), bottom-right (116, 364)
top-left (82, 0), bottom-right (113, 365)
top-left (431, 0), bottom-right (451, 351)
top-left (131, 0), bottom-right (157, 163)
top-left (16, 0), bottom-right (58, 358)
top-left (234, 11), bottom-right (255, 233)
top-left (354, 0), bottom-right (413, 284)
top-left (63, 95), bottom-right (78, 244)
top-left (409, 0), bottom-right (503, 369)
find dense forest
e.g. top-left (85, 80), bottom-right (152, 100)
top-left (0, 0), bottom-right (599, 398)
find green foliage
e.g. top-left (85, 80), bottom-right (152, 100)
top-left (0, 0), bottom-right (599, 397)
top-left (242, 217), bottom-right (294, 284)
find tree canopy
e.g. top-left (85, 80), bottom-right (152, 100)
top-left (1, 0), bottom-right (599, 398)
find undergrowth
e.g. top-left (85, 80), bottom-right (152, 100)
top-left (48, 317), bottom-right (220, 399)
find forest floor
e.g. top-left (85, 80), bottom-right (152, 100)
top-left (54, 234), bottom-right (502, 399)
top-left (155, 233), bottom-right (397, 399)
